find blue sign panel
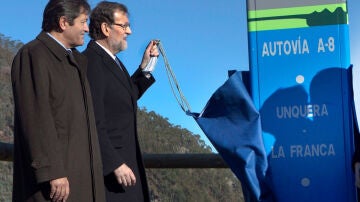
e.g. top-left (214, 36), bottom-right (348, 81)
top-left (247, 1), bottom-right (356, 201)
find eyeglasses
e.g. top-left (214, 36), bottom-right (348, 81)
top-left (112, 23), bottom-right (130, 31)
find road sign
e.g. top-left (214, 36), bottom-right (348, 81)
top-left (247, 1), bottom-right (356, 201)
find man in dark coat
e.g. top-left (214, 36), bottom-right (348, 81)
top-left (83, 1), bottom-right (159, 201)
top-left (11, 0), bottom-right (105, 201)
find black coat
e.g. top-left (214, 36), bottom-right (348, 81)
top-left (11, 32), bottom-right (105, 201)
top-left (83, 40), bottom-right (155, 202)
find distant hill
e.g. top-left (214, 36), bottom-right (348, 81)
top-left (0, 34), bottom-right (244, 202)
top-left (0, 34), bottom-right (18, 202)
top-left (137, 109), bottom-right (243, 201)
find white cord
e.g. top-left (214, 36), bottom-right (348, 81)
top-left (157, 41), bottom-right (192, 113)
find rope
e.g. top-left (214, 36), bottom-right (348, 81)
top-left (157, 41), bottom-right (192, 113)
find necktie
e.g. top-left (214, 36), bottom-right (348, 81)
top-left (67, 50), bottom-right (78, 66)
top-left (115, 56), bottom-right (132, 86)
top-left (115, 57), bottom-right (124, 71)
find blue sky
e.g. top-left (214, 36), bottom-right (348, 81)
top-left (0, 0), bottom-right (359, 152)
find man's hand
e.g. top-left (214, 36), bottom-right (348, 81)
top-left (114, 163), bottom-right (136, 186)
top-left (140, 40), bottom-right (160, 70)
top-left (50, 177), bottom-right (70, 202)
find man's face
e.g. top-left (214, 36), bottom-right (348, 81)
top-left (63, 13), bottom-right (89, 48)
top-left (108, 11), bottom-right (132, 54)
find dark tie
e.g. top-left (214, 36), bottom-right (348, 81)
top-left (115, 57), bottom-right (124, 71)
top-left (115, 56), bottom-right (132, 86)
top-left (67, 50), bottom-right (78, 67)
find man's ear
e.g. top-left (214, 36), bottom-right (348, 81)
top-left (101, 22), bottom-right (111, 37)
top-left (58, 16), bottom-right (69, 31)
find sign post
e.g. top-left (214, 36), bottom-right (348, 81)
top-left (247, 0), bottom-right (356, 201)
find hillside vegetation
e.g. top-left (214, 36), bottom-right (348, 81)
top-left (0, 34), bottom-right (243, 202)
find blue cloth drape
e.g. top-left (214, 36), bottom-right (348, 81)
top-left (189, 71), bottom-right (274, 202)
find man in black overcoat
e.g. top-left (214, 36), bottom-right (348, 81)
top-left (83, 1), bottom-right (159, 201)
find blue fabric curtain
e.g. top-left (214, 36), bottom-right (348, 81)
top-left (189, 71), bottom-right (274, 202)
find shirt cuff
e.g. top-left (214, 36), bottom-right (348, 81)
top-left (142, 71), bottom-right (152, 79)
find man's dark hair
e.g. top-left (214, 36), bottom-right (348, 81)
top-left (89, 1), bottom-right (128, 40)
top-left (42, 0), bottom-right (90, 32)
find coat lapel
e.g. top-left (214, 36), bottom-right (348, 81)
top-left (89, 41), bottom-right (133, 92)
top-left (37, 32), bottom-right (85, 74)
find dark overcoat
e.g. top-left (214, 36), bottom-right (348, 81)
top-left (83, 40), bottom-right (154, 202)
top-left (11, 32), bottom-right (105, 202)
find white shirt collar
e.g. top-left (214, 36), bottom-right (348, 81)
top-left (95, 41), bottom-right (117, 60)
top-left (46, 32), bottom-right (72, 52)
